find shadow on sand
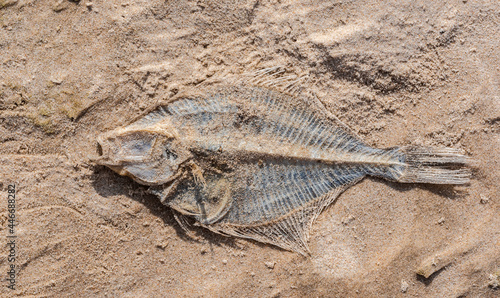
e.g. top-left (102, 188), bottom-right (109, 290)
top-left (90, 164), bottom-right (288, 254)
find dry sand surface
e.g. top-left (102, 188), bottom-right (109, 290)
top-left (1, 0), bottom-right (499, 297)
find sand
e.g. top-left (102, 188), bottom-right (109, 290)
top-left (0, 0), bottom-right (499, 297)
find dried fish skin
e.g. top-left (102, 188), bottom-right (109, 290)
top-left (95, 82), bottom-right (471, 254)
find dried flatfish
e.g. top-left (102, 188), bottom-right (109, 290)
top-left (95, 70), bottom-right (470, 255)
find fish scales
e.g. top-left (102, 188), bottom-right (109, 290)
top-left (95, 82), bottom-right (471, 255)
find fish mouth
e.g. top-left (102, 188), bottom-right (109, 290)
top-left (90, 138), bottom-right (115, 166)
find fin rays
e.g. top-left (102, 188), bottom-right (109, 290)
top-left (202, 160), bottom-right (368, 253)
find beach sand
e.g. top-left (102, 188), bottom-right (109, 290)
top-left (0, 0), bottom-right (499, 296)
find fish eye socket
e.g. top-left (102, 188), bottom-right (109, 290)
top-left (164, 148), bottom-right (178, 160)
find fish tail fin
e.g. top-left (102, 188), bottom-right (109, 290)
top-left (394, 146), bottom-right (472, 184)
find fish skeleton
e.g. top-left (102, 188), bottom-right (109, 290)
top-left (95, 71), bottom-right (470, 255)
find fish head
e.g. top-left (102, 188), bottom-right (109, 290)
top-left (94, 120), bottom-right (190, 185)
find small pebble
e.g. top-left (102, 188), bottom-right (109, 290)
top-left (155, 240), bottom-right (168, 250)
top-left (437, 217), bottom-right (445, 225)
top-left (480, 194), bottom-right (489, 204)
top-left (341, 214), bottom-right (355, 225)
top-left (222, 259), bottom-right (228, 265)
top-left (50, 77), bottom-right (64, 85)
top-left (270, 288), bottom-right (281, 298)
top-left (401, 280), bottom-right (409, 293)
top-left (488, 272), bottom-right (499, 289)
top-left (265, 261), bottom-right (276, 269)
top-left (52, 0), bottom-right (68, 12)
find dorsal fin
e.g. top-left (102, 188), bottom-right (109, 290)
top-left (239, 66), bottom-right (308, 98)
top-left (235, 66), bottom-right (364, 141)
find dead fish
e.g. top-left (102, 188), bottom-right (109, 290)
top-left (94, 70), bottom-right (470, 255)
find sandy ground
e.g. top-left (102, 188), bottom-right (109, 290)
top-left (0, 0), bottom-right (499, 297)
